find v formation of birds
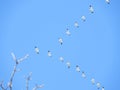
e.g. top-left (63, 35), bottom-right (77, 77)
top-left (34, 0), bottom-right (110, 90)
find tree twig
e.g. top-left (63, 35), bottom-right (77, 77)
top-left (0, 81), bottom-right (5, 90)
top-left (8, 53), bottom-right (29, 90)
top-left (32, 84), bottom-right (44, 90)
top-left (25, 72), bottom-right (32, 90)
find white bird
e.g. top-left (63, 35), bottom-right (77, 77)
top-left (106, 0), bottom-right (110, 4)
top-left (74, 21), bottom-right (79, 28)
top-left (59, 57), bottom-right (64, 62)
top-left (96, 82), bottom-right (101, 89)
top-left (81, 16), bottom-right (86, 22)
top-left (89, 5), bottom-right (94, 13)
top-left (58, 38), bottom-right (63, 45)
top-left (91, 78), bottom-right (95, 85)
top-left (81, 72), bottom-right (86, 78)
top-left (66, 62), bottom-right (71, 68)
top-left (76, 65), bottom-right (80, 72)
top-left (66, 28), bottom-right (71, 36)
top-left (48, 51), bottom-right (52, 57)
top-left (35, 46), bottom-right (39, 54)
top-left (102, 87), bottom-right (105, 90)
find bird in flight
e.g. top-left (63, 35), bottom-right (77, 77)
top-left (81, 71), bottom-right (86, 78)
top-left (34, 46), bottom-right (39, 54)
top-left (76, 65), bottom-right (80, 72)
top-left (66, 62), bottom-right (71, 68)
top-left (96, 82), bottom-right (101, 89)
top-left (48, 50), bottom-right (52, 57)
top-left (66, 28), bottom-right (71, 36)
top-left (59, 57), bottom-right (64, 62)
top-left (91, 78), bottom-right (95, 85)
top-left (106, 0), bottom-right (110, 4)
top-left (89, 5), bottom-right (94, 13)
top-left (102, 87), bottom-right (105, 90)
top-left (74, 21), bottom-right (79, 28)
top-left (58, 38), bottom-right (63, 45)
top-left (81, 16), bottom-right (86, 22)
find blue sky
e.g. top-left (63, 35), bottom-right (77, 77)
top-left (0, 0), bottom-right (120, 90)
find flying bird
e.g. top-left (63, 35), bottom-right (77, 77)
top-left (59, 57), bottom-right (64, 62)
top-left (34, 46), bottom-right (39, 54)
top-left (89, 5), bottom-right (94, 13)
top-left (66, 28), bottom-right (71, 36)
top-left (66, 62), bottom-right (71, 68)
top-left (58, 38), bottom-right (63, 45)
top-left (76, 65), bottom-right (80, 72)
top-left (48, 51), bottom-right (52, 57)
top-left (106, 0), bottom-right (110, 4)
top-left (91, 78), bottom-right (95, 85)
top-left (96, 82), bottom-right (101, 89)
top-left (81, 71), bottom-right (86, 78)
top-left (74, 21), bottom-right (79, 28)
top-left (102, 87), bottom-right (105, 90)
top-left (81, 16), bottom-right (86, 22)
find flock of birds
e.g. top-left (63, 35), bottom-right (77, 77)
top-left (34, 0), bottom-right (110, 90)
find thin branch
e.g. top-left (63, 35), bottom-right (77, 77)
top-left (32, 84), bottom-right (44, 90)
top-left (0, 81), bottom-right (5, 90)
top-left (11, 53), bottom-right (17, 63)
top-left (9, 65), bottom-right (17, 90)
top-left (18, 54), bottom-right (29, 63)
top-left (25, 72), bottom-right (32, 90)
top-left (8, 53), bottom-right (29, 90)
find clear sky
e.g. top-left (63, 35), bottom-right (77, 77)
top-left (0, 0), bottom-right (120, 90)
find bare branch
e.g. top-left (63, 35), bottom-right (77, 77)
top-left (11, 53), bottom-right (18, 64)
top-left (18, 54), bottom-right (29, 63)
top-left (1, 52), bottom-right (44, 90)
top-left (9, 65), bottom-right (17, 90)
top-left (8, 53), bottom-right (29, 90)
top-left (32, 84), bottom-right (44, 90)
top-left (25, 72), bottom-right (32, 90)
top-left (0, 81), bottom-right (5, 90)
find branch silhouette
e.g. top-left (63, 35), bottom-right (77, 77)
top-left (25, 72), bottom-right (44, 90)
top-left (0, 52), bottom-right (44, 90)
top-left (0, 53), bottom-right (29, 90)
